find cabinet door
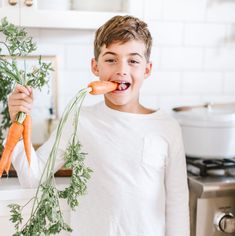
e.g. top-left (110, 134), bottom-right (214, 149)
top-left (0, 0), bottom-right (20, 25)
top-left (1, 0), bottom-right (145, 29)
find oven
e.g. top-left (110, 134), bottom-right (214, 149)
top-left (172, 103), bottom-right (235, 236)
top-left (187, 158), bottom-right (235, 236)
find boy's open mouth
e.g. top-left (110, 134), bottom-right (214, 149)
top-left (115, 81), bottom-right (131, 91)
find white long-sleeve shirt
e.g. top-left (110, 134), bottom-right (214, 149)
top-left (12, 101), bottom-right (190, 236)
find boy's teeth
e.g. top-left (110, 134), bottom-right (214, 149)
top-left (118, 83), bottom-right (128, 90)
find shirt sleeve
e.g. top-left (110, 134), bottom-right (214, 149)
top-left (11, 126), bottom-right (70, 188)
top-left (11, 109), bottom-right (79, 188)
top-left (165, 125), bottom-right (190, 236)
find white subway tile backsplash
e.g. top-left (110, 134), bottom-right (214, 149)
top-left (157, 95), bottom-right (202, 112)
top-left (182, 72), bottom-right (223, 94)
top-left (149, 21), bottom-right (184, 46)
top-left (184, 23), bottom-right (227, 47)
top-left (200, 95), bottom-right (235, 104)
top-left (150, 46), bottom-right (161, 67)
top-left (141, 71), bottom-right (181, 95)
top-left (65, 44), bottom-right (93, 70)
top-left (145, 0), bottom-right (163, 20)
top-left (162, 0), bottom-right (207, 21)
top-left (227, 24), bottom-right (235, 45)
top-left (224, 73), bottom-right (235, 93)
top-left (206, 0), bottom-right (235, 23)
top-left (161, 47), bottom-right (203, 70)
top-left (204, 48), bottom-right (235, 70)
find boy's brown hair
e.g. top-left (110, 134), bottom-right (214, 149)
top-left (94, 15), bottom-right (152, 62)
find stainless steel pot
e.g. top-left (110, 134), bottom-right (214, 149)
top-left (173, 103), bottom-right (235, 159)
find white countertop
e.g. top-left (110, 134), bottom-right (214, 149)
top-left (0, 177), bottom-right (71, 216)
top-left (0, 177), bottom-right (70, 197)
top-left (0, 178), bottom-right (35, 201)
top-left (0, 177), bottom-right (72, 235)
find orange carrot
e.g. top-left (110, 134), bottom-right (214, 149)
top-left (88, 81), bottom-right (118, 95)
top-left (5, 150), bottom-right (13, 175)
top-left (22, 114), bottom-right (32, 166)
top-left (0, 122), bottom-right (24, 177)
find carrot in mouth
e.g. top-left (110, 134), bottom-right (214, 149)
top-left (88, 81), bottom-right (118, 95)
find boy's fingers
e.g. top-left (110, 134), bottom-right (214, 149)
top-left (11, 109), bottom-right (31, 121)
top-left (8, 104), bottom-right (31, 122)
top-left (29, 88), bottom-right (33, 99)
top-left (8, 100), bottom-right (32, 110)
top-left (8, 85), bottom-right (33, 122)
top-left (26, 86), bottom-right (33, 96)
top-left (26, 86), bottom-right (32, 92)
top-left (10, 92), bottom-right (33, 103)
top-left (13, 84), bottom-right (30, 96)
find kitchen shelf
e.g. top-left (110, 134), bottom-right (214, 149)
top-left (0, 0), bottom-right (145, 29)
top-left (21, 9), bottom-right (129, 29)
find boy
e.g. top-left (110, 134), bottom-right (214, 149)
top-left (8, 15), bottom-right (189, 236)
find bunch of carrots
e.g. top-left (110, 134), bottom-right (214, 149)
top-left (0, 112), bottom-right (31, 177)
top-left (0, 80), bottom-right (117, 178)
top-left (0, 17), bottom-right (55, 177)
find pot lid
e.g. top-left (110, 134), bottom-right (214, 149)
top-left (173, 103), bottom-right (235, 127)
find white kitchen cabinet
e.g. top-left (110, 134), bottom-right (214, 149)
top-left (0, 0), bottom-right (19, 25)
top-left (0, 0), bottom-right (145, 29)
top-left (0, 178), bottom-right (71, 235)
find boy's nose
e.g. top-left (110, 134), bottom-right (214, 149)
top-left (116, 71), bottom-right (127, 76)
top-left (116, 62), bottom-right (128, 76)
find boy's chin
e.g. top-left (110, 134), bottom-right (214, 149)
top-left (105, 95), bottom-right (128, 105)
top-left (104, 95), bottom-right (138, 110)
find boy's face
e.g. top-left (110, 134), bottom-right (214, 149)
top-left (91, 40), bottom-right (152, 112)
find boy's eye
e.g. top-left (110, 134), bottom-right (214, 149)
top-left (105, 59), bottom-right (116, 63)
top-left (129, 59), bottom-right (139, 64)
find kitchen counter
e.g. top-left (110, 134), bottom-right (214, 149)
top-left (0, 177), bottom-right (71, 236)
top-left (0, 178), bottom-right (35, 201)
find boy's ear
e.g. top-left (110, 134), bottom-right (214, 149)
top-left (91, 58), bottom-right (99, 76)
top-left (144, 62), bottom-right (152, 79)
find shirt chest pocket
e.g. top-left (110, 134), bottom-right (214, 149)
top-left (142, 134), bottom-right (168, 170)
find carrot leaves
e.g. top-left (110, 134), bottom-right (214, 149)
top-left (0, 17), bottom-right (36, 56)
top-left (8, 203), bottom-right (23, 232)
top-left (1, 18), bottom-right (92, 235)
top-left (0, 17), bottom-right (52, 153)
top-left (8, 88), bottom-right (92, 235)
top-left (59, 141), bottom-right (92, 209)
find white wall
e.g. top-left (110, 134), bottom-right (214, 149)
top-left (142, 0), bottom-right (235, 111)
top-left (23, 0), bottom-right (235, 114)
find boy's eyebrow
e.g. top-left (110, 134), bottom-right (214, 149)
top-left (102, 51), bottom-right (144, 58)
top-left (102, 52), bottom-right (116, 57)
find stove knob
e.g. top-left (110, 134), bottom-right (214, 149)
top-left (214, 212), bottom-right (235, 234)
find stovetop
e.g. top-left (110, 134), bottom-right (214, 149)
top-left (186, 156), bottom-right (235, 177)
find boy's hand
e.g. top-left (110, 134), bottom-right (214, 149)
top-left (8, 84), bottom-right (33, 122)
